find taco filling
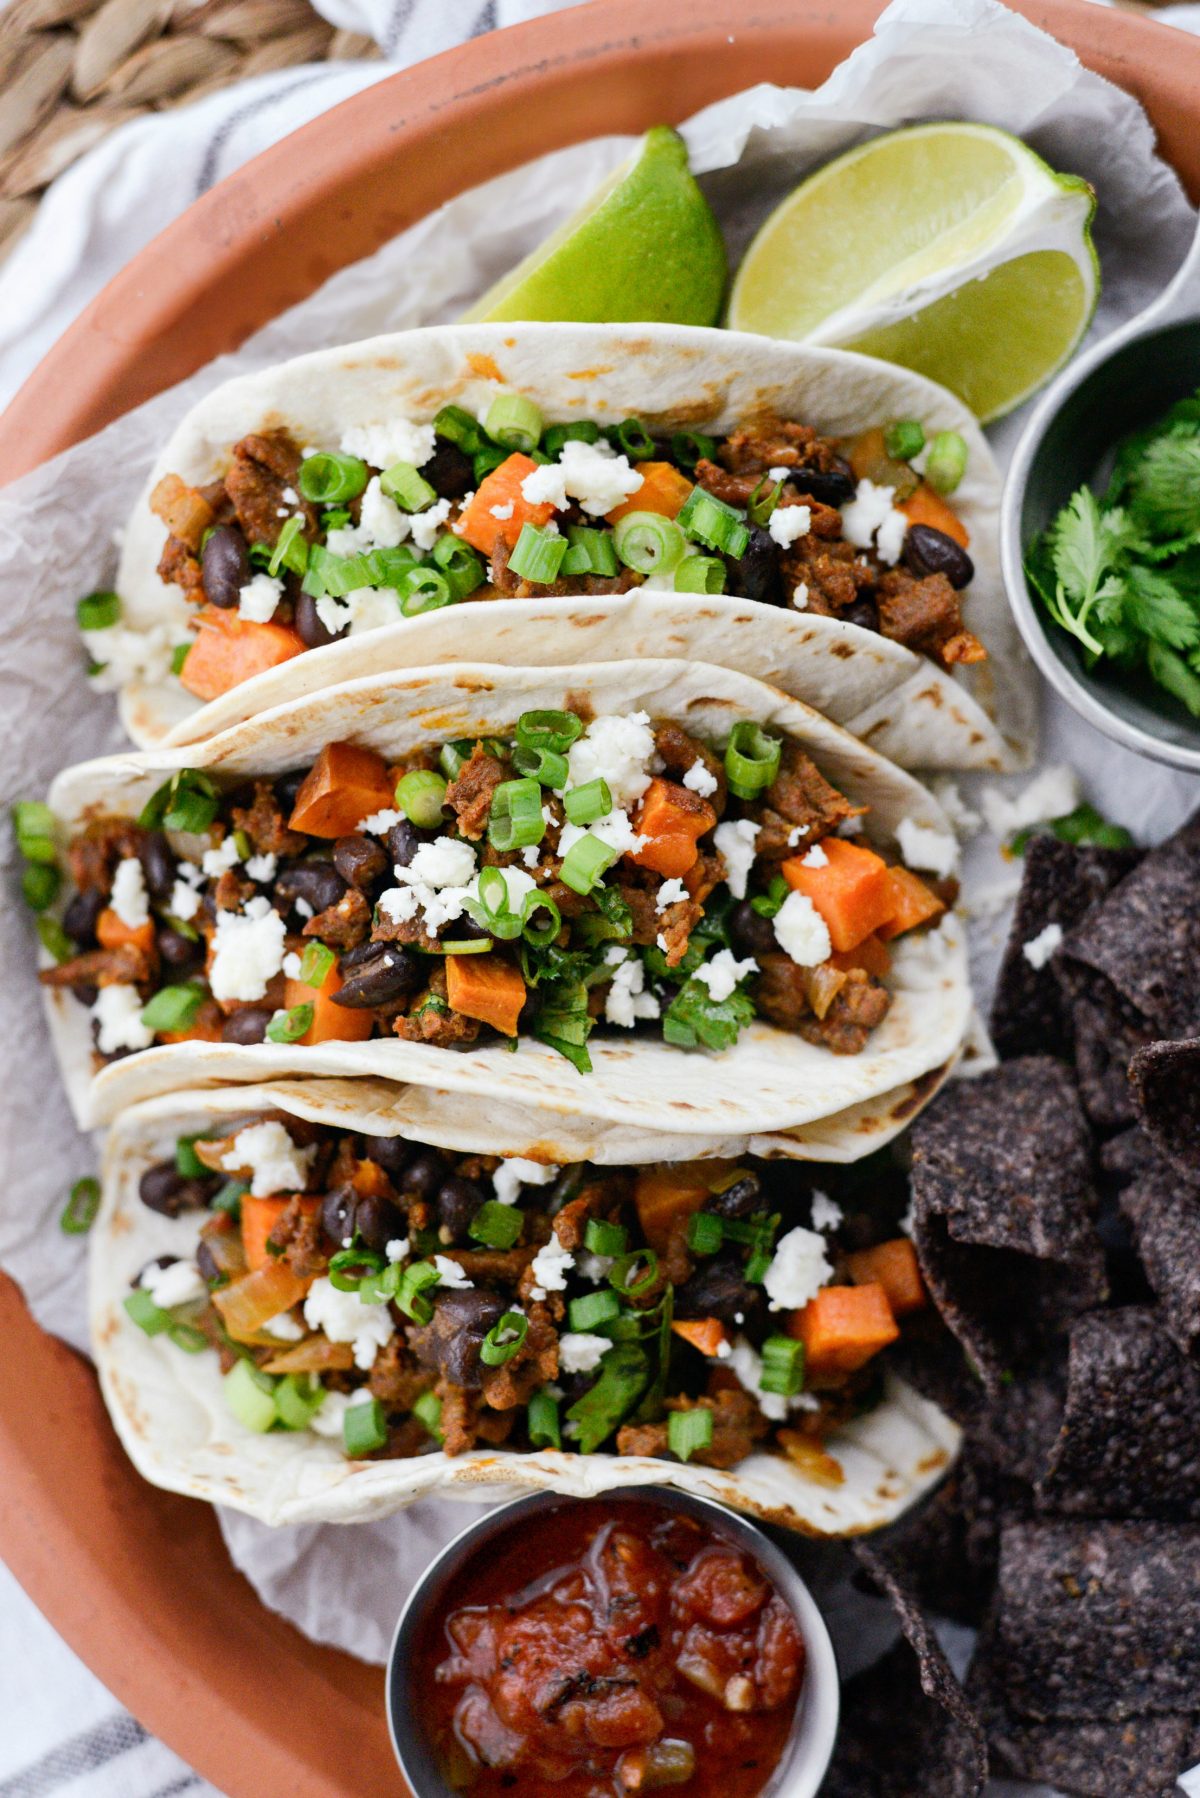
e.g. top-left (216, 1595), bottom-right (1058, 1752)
top-left (117, 404), bottom-right (981, 702)
top-left (123, 1110), bottom-right (928, 1467)
top-left (36, 706), bottom-right (950, 1070)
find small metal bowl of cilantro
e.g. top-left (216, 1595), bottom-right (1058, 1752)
top-left (1002, 253), bottom-right (1200, 770)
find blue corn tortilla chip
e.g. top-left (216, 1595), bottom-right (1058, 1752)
top-left (910, 1058), bottom-right (1104, 1393)
top-left (1120, 1150), bottom-right (1200, 1359)
top-left (1038, 1308), bottom-right (1200, 1519)
top-left (1131, 1037), bottom-right (1200, 1179)
top-left (989, 836), bottom-right (1140, 1061)
top-left (1067, 986), bottom-right (1152, 1129)
top-left (994, 1518), bottom-right (1200, 1723)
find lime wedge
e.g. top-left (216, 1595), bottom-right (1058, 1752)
top-left (727, 122), bottom-right (1098, 421)
top-left (463, 126), bottom-right (726, 327)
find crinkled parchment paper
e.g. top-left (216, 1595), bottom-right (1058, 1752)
top-left (2, 6), bottom-right (1198, 1789)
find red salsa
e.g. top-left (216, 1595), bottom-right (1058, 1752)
top-left (415, 1499), bottom-right (806, 1796)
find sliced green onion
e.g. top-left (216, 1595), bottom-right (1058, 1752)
top-left (232, 828), bottom-right (253, 863)
top-left (668, 1407), bottom-right (713, 1463)
top-left (297, 452), bottom-right (368, 505)
top-left (139, 769), bottom-right (220, 835)
top-left (211, 1179), bottom-right (246, 1218)
top-left (267, 514), bottom-right (308, 579)
top-left (508, 523), bottom-right (567, 585)
top-left (542, 421), bottom-right (599, 458)
top-left (435, 403), bottom-right (487, 455)
top-left (61, 1176), bottom-right (100, 1235)
top-left (440, 937), bottom-right (493, 955)
top-left (76, 591), bottom-right (120, 631)
top-left (328, 1246), bottom-right (387, 1292)
top-left (484, 393), bottom-right (544, 453)
top-left (561, 525), bottom-right (620, 578)
top-left (480, 1310), bottom-right (529, 1366)
top-left (569, 1289), bottom-right (621, 1332)
top-left (380, 460), bottom-right (437, 512)
top-left (395, 768), bottom-right (448, 828)
top-left (559, 834), bottom-right (618, 896)
top-left (412, 1388), bottom-right (443, 1442)
top-left (468, 865), bottom-right (524, 941)
top-left (265, 1003), bottom-right (313, 1044)
top-left (357, 1264), bottom-right (402, 1305)
top-left (37, 915), bottom-right (74, 963)
top-left (396, 1259), bottom-right (442, 1325)
top-left (439, 740), bottom-right (475, 781)
top-left (584, 1217), bottom-right (627, 1257)
top-left (275, 1372), bottom-right (324, 1429)
top-left (22, 862), bottom-right (60, 911)
top-left (724, 720), bottom-right (783, 801)
top-left (141, 983), bottom-right (206, 1034)
top-left (606, 417), bottom-right (654, 460)
top-left (673, 554), bottom-right (726, 595)
top-left (751, 874), bottom-right (789, 919)
top-left (175, 1133), bottom-right (210, 1179)
top-left (473, 445), bottom-right (508, 484)
top-left (168, 1322), bottom-right (209, 1355)
top-left (488, 778), bottom-right (545, 853)
top-left (760, 1334), bottom-right (805, 1397)
top-left (685, 1212), bottom-right (724, 1256)
top-left (298, 941), bottom-right (336, 989)
top-left (521, 890), bottom-right (561, 947)
top-left (224, 1359), bottom-right (277, 1432)
top-left (321, 507), bottom-right (351, 531)
top-left (677, 486), bottom-right (750, 558)
top-left (670, 430), bottom-right (716, 470)
top-left (884, 420), bottom-right (926, 462)
top-left (431, 532), bottom-right (485, 599)
top-left (124, 1287), bottom-right (172, 1337)
top-left (513, 743), bottom-right (569, 788)
top-left (343, 1394), bottom-right (388, 1457)
top-left (469, 1200), bottom-right (524, 1250)
top-left (398, 565), bottom-right (452, 616)
top-left (563, 779), bottom-right (612, 826)
top-left (612, 511), bottom-right (687, 575)
top-left (12, 800), bottom-right (57, 863)
top-left (170, 643), bottom-right (191, 676)
top-left (516, 709), bottom-right (583, 755)
top-left (747, 476), bottom-right (784, 528)
top-left (925, 430), bottom-right (968, 496)
top-left (527, 1389), bottom-right (561, 1450)
top-left (609, 1249), bottom-right (659, 1299)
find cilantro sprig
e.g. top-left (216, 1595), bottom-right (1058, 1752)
top-left (1028, 388), bottom-right (1200, 716)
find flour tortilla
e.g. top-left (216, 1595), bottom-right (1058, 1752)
top-left (90, 1084), bottom-right (961, 1532)
top-left (44, 657), bottom-right (971, 1133)
top-left (116, 322), bottom-right (1028, 772)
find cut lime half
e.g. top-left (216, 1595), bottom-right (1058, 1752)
top-left (727, 122), bottom-right (1098, 421)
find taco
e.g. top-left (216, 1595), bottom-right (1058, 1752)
top-left (101, 323), bottom-right (1027, 771)
top-left (35, 658), bottom-right (970, 1135)
top-left (91, 1082), bottom-right (961, 1531)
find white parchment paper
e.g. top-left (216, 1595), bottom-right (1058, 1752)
top-left (2, 1), bottom-right (1199, 1789)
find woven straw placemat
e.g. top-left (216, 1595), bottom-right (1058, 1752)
top-left (0, 0), bottom-right (379, 264)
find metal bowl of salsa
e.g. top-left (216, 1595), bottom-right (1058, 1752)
top-left (386, 1486), bottom-right (839, 1797)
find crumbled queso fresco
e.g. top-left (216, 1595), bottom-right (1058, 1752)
top-left (221, 1120), bottom-right (316, 1198)
top-left (840, 479), bottom-right (909, 565)
top-left (772, 891), bottom-right (832, 967)
top-left (712, 819), bottom-right (761, 901)
top-left (1022, 922), bottom-right (1064, 970)
top-left (492, 1158), bottom-right (560, 1206)
top-left (303, 1277), bottom-right (393, 1371)
top-left (207, 896), bottom-right (287, 1002)
top-left (762, 1226), bottom-right (834, 1313)
top-left (896, 818), bottom-right (959, 881)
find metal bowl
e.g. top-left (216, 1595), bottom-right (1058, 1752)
top-left (386, 1486), bottom-right (840, 1798)
top-left (1001, 222), bottom-right (1200, 771)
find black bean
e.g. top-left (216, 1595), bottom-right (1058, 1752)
top-left (333, 833), bottom-right (388, 890)
top-left (435, 1175), bottom-right (486, 1244)
top-left (355, 1192), bottom-right (405, 1254)
top-left (138, 830), bottom-right (176, 902)
top-left (424, 1289), bottom-right (506, 1387)
top-left (332, 941), bottom-right (423, 1009)
top-left (730, 900), bottom-right (778, 960)
top-left (201, 525), bottom-right (251, 610)
top-left (676, 1254), bottom-right (765, 1327)
top-left (386, 818), bottom-right (425, 868)
top-left (725, 525), bottom-right (781, 605)
top-left (793, 457), bottom-right (855, 508)
top-left (903, 524), bottom-right (975, 591)
top-left (294, 590), bottom-right (338, 649)
top-left (419, 440), bottom-right (475, 499)
top-left (138, 1161), bottom-right (211, 1216)
top-left (196, 1241), bottom-right (222, 1284)
top-left (74, 981), bottom-right (99, 1007)
top-left (320, 1184), bottom-right (357, 1247)
top-left (705, 1174), bottom-right (762, 1220)
top-left (221, 1007), bottom-right (272, 1044)
top-left (362, 1135), bottom-right (415, 1178)
top-left (273, 769), bottom-right (310, 814)
top-left (275, 858), bottom-right (347, 916)
top-left (399, 1148), bottom-right (447, 1203)
top-left (842, 597), bottom-right (880, 633)
top-left (63, 888), bottom-right (105, 948)
top-left (157, 925), bottom-right (201, 970)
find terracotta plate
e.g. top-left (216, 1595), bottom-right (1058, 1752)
top-left (3, 4), bottom-right (1200, 1795)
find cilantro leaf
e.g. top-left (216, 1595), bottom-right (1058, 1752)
top-left (662, 978), bottom-right (756, 1052)
top-left (1114, 564), bottom-right (1200, 651)
top-left (1043, 490), bottom-right (1129, 654)
top-left (1129, 434), bottom-right (1200, 540)
top-left (1146, 642), bottom-right (1200, 718)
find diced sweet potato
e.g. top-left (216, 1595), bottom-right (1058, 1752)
top-left (629, 778), bottom-right (716, 880)
top-left (284, 965), bottom-right (373, 1044)
top-left (179, 606), bottom-right (305, 702)
top-left (829, 932), bottom-right (892, 978)
top-left (845, 1238), bottom-right (927, 1317)
top-left (453, 453), bottom-right (556, 555)
top-left (288, 742), bottom-right (395, 839)
top-left (876, 866), bottom-right (946, 942)
top-left (606, 460), bottom-right (693, 525)
top-left (634, 1162), bottom-right (728, 1254)
top-left (241, 1195), bottom-right (319, 1272)
top-left (96, 907), bottom-right (155, 956)
top-left (899, 481), bottom-right (970, 548)
top-left (445, 953), bottom-right (526, 1036)
top-left (782, 838), bottom-right (894, 954)
top-left (671, 1317), bottom-right (729, 1358)
top-left (788, 1282), bottom-right (900, 1380)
